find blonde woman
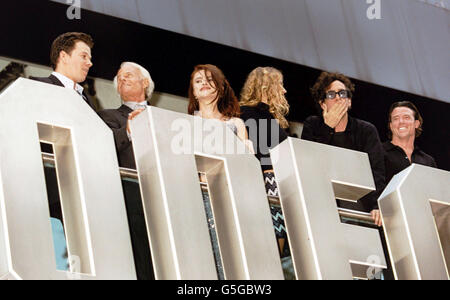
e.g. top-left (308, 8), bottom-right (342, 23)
top-left (240, 67), bottom-right (289, 173)
top-left (240, 67), bottom-right (290, 260)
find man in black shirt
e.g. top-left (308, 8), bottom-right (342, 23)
top-left (301, 72), bottom-right (385, 226)
top-left (383, 101), bottom-right (437, 184)
top-left (381, 101), bottom-right (437, 280)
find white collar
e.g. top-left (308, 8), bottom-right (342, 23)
top-left (51, 71), bottom-right (84, 95)
top-left (123, 101), bottom-right (147, 110)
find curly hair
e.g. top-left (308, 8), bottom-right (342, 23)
top-left (239, 67), bottom-right (290, 128)
top-left (188, 64), bottom-right (240, 118)
top-left (310, 71), bottom-right (355, 114)
top-left (50, 32), bottom-right (94, 70)
top-left (387, 101), bottom-right (423, 139)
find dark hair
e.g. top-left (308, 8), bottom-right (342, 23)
top-left (387, 101), bottom-right (423, 139)
top-left (310, 71), bottom-right (355, 114)
top-left (50, 32), bottom-right (94, 69)
top-left (188, 64), bottom-right (240, 118)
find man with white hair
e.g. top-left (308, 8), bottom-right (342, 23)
top-left (98, 62), bottom-right (155, 280)
top-left (98, 62), bottom-right (154, 169)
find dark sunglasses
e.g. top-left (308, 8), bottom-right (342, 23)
top-left (325, 89), bottom-right (351, 100)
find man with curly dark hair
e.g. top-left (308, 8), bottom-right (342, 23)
top-left (301, 71), bottom-right (385, 227)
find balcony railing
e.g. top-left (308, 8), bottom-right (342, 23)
top-left (42, 152), bottom-right (376, 226)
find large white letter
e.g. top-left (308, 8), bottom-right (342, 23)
top-left (0, 78), bottom-right (135, 280)
top-left (379, 164), bottom-right (449, 280)
top-left (130, 107), bottom-right (283, 279)
top-left (271, 138), bottom-right (386, 279)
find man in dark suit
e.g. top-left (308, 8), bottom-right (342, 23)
top-left (98, 62), bottom-right (154, 169)
top-left (30, 32), bottom-right (96, 110)
top-left (27, 32), bottom-right (96, 270)
top-left (28, 32), bottom-right (96, 226)
top-left (98, 62), bottom-right (155, 280)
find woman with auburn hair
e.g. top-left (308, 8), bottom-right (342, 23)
top-left (240, 67), bottom-right (291, 270)
top-left (188, 64), bottom-right (253, 149)
top-left (187, 64), bottom-right (253, 279)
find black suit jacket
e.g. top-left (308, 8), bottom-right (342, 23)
top-left (29, 74), bottom-right (96, 110)
top-left (98, 105), bottom-right (136, 169)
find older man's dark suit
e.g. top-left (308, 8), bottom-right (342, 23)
top-left (98, 105), bottom-right (136, 169)
top-left (98, 104), bottom-right (154, 280)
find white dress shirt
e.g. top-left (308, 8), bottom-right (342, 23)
top-left (123, 101), bottom-right (147, 141)
top-left (123, 101), bottom-right (147, 111)
top-left (51, 71), bottom-right (84, 96)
